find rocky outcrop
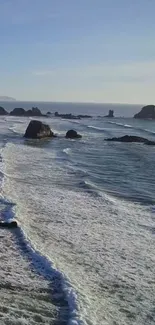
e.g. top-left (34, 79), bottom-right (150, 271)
top-left (66, 130), bottom-right (82, 139)
top-left (105, 110), bottom-right (114, 118)
top-left (134, 105), bottom-right (155, 119)
top-left (105, 135), bottom-right (155, 145)
top-left (78, 114), bottom-right (92, 119)
top-left (0, 221), bottom-right (18, 228)
top-left (0, 106), bottom-right (48, 116)
top-left (31, 107), bottom-right (42, 116)
top-left (24, 120), bottom-right (55, 139)
top-left (55, 112), bottom-right (79, 119)
top-left (0, 106), bottom-right (8, 115)
top-left (25, 107), bottom-right (42, 116)
top-left (10, 107), bottom-right (26, 116)
top-left (55, 112), bottom-right (92, 119)
top-left (10, 107), bottom-right (44, 117)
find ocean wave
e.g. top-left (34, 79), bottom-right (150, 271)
top-left (63, 148), bottom-right (72, 155)
top-left (143, 128), bottom-right (155, 135)
top-left (124, 124), bottom-right (132, 128)
top-left (0, 194), bottom-right (83, 325)
top-left (61, 119), bottom-right (81, 124)
top-left (79, 180), bottom-right (101, 197)
top-left (108, 121), bottom-right (132, 128)
top-left (87, 125), bottom-right (105, 131)
top-left (108, 121), bottom-right (155, 136)
top-left (0, 144), bottom-right (83, 325)
top-left (8, 126), bottom-right (20, 134)
top-left (88, 123), bottom-right (132, 132)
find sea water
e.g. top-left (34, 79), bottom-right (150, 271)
top-left (0, 102), bottom-right (154, 325)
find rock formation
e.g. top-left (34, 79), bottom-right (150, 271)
top-left (105, 135), bottom-right (155, 145)
top-left (31, 107), bottom-right (42, 116)
top-left (134, 105), bottom-right (155, 119)
top-left (10, 107), bottom-right (44, 116)
top-left (0, 106), bottom-right (8, 115)
top-left (66, 130), bottom-right (82, 139)
top-left (10, 108), bottom-right (26, 116)
top-left (104, 110), bottom-right (114, 118)
top-left (0, 221), bottom-right (18, 228)
top-left (24, 120), bottom-right (55, 139)
top-left (55, 112), bottom-right (92, 119)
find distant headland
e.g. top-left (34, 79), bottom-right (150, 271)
top-left (0, 96), bottom-right (16, 101)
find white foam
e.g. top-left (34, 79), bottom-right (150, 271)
top-left (63, 148), bottom-right (72, 155)
top-left (124, 124), bottom-right (132, 128)
top-left (1, 141), bottom-right (84, 325)
top-left (87, 125), bottom-right (105, 131)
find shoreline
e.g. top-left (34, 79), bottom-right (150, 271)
top-left (0, 226), bottom-right (69, 324)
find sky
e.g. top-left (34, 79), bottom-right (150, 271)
top-left (0, 0), bottom-right (155, 104)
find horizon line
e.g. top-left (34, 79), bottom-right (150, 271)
top-left (0, 99), bottom-right (144, 106)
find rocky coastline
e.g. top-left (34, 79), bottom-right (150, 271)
top-left (0, 106), bottom-right (47, 117)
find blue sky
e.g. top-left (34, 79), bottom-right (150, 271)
top-left (0, 0), bottom-right (155, 103)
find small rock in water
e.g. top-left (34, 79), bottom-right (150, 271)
top-left (66, 130), bottom-right (82, 139)
top-left (0, 221), bottom-right (18, 228)
top-left (105, 135), bottom-right (155, 145)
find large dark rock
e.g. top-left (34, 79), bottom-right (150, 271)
top-left (26, 109), bottom-right (33, 116)
top-left (10, 107), bottom-right (44, 117)
top-left (134, 105), bottom-right (155, 119)
top-left (105, 135), bottom-right (155, 145)
top-left (0, 106), bottom-right (8, 115)
top-left (24, 120), bottom-right (54, 139)
top-left (105, 110), bottom-right (114, 118)
top-left (31, 107), bottom-right (42, 116)
top-left (66, 130), bottom-right (82, 139)
top-left (0, 221), bottom-right (18, 228)
top-left (10, 107), bottom-right (26, 116)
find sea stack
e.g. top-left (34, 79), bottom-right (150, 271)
top-left (105, 110), bottom-right (114, 118)
top-left (24, 120), bottom-right (55, 139)
top-left (134, 105), bottom-right (155, 119)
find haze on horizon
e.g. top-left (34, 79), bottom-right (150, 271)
top-left (0, 0), bottom-right (155, 105)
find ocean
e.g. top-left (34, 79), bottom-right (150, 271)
top-left (0, 101), bottom-right (154, 325)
